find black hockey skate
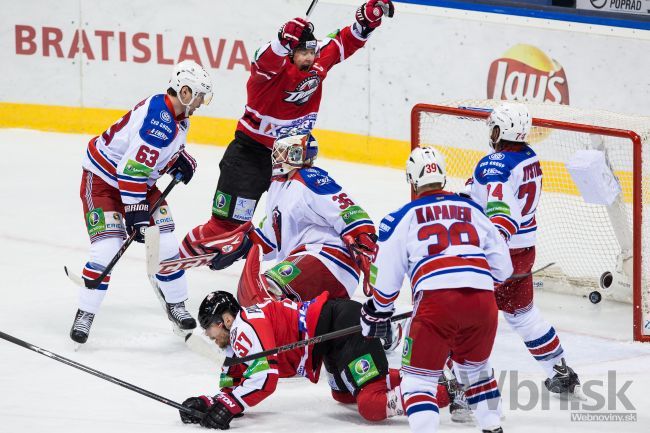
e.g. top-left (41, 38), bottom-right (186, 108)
top-left (70, 309), bottom-right (95, 344)
top-left (544, 358), bottom-right (580, 394)
top-left (166, 301), bottom-right (197, 330)
top-left (482, 427), bottom-right (503, 433)
top-left (441, 374), bottom-right (473, 424)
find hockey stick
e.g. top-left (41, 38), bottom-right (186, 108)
top-left (306, 0), bottom-right (319, 18)
top-left (508, 262), bottom-right (555, 280)
top-left (223, 310), bottom-right (412, 367)
top-left (0, 330), bottom-right (205, 419)
top-left (64, 173), bottom-right (183, 289)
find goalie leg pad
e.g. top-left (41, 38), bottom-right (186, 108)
top-left (180, 216), bottom-right (241, 258)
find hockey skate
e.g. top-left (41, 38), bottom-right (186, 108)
top-left (544, 358), bottom-right (583, 398)
top-left (386, 386), bottom-right (405, 417)
top-left (70, 309), bottom-right (95, 346)
top-left (165, 301), bottom-right (197, 333)
top-left (482, 427), bottom-right (503, 433)
top-left (440, 373), bottom-right (474, 424)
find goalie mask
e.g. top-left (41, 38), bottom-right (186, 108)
top-left (169, 60), bottom-right (213, 115)
top-left (487, 102), bottom-right (532, 148)
top-left (271, 130), bottom-right (319, 177)
top-left (406, 146), bottom-right (447, 191)
top-left (198, 291), bottom-right (241, 330)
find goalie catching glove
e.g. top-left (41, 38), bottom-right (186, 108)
top-left (343, 232), bottom-right (378, 295)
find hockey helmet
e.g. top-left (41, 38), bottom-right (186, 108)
top-left (169, 60), bottom-right (213, 107)
top-left (406, 146), bottom-right (447, 191)
top-left (198, 291), bottom-right (241, 329)
top-left (487, 102), bottom-right (531, 148)
top-left (271, 129), bottom-right (318, 177)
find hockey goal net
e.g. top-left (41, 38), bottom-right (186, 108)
top-left (411, 100), bottom-right (650, 342)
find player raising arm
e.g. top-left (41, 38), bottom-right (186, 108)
top-left (70, 61), bottom-right (212, 344)
top-left (361, 147), bottom-right (512, 433)
top-left (180, 1), bottom-right (394, 262)
top-left (468, 103), bottom-right (581, 396)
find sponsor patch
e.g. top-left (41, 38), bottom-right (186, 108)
top-left (232, 197), bottom-right (256, 222)
top-left (244, 357), bottom-right (270, 377)
top-left (402, 337), bottom-right (413, 366)
top-left (348, 354), bottom-right (379, 387)
top-left (124, 159), bottom-right (153, 177)
top-left (340, 205), bottom-right (370, 225)
top-left (212, 191), bottom-right (232, 218)
top-left (153, 206), bottom-right (174, 225)
top-left (86, 208), bottom-right (106, 236)
top-left (219, 373), bottom-right (235, 388)
top-left (486, 201), bottom-right (511, 217)
top-left (369, 263), bottom-right (378, 285)
top-left (266, 262), bottom-right (301, 286)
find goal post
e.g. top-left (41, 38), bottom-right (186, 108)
top-left (410, 100), bottom-right (649, 342)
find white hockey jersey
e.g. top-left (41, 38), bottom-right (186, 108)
top-left (250, 167), bottom-right (376, 296)
top-left (82, 94), bottom-right (189, 205)
top-left (370, 191), bottom-right (512, 312)
top-left (469, 146), bottom-right (542, 248)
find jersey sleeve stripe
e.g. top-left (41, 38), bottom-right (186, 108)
top-left (340, 220), bottom-right (375, 236)
top-left (250, 228), bottom-right (276, 253)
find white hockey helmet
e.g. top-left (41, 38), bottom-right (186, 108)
top-left (271, 130), bottom-right (318, 177)
top-left (169, 60), bottom-right (213, 109)
top-left (487, 102), bottom-right (532, 147)
top-left (406, 146), bottom-right (447, 192)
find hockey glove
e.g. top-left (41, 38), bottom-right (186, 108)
top-left (124, 200), bottom-right (149, 243)
top-left (361, 299), bottom-right (393, 339)
top-left (167, 149), bottom-right (197, 184)
top-left (343, 232), bottom-right (378, 295)
top-left (278, 17), bottom-right (310, 51)
top-left (200, 393), bottom-right (243, 430)
top-left (355, 0), bottom-right (394, 34)
top-left (179, 395), bottom-right (213, 424)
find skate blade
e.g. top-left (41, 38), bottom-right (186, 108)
top-left (450, 410), bottom-right (475, 424)
top-left (555, 384), bottom-right (588, 402)
top-left (172, 324), bottom-right (193, 338)
top-left (72, 342), bottom-right (82, 351)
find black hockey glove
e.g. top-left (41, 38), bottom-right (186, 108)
top-left (200, 393), bottom-right (243, 430)
top-left (179, 395), bottom-right (212, 424)
top-left (167, 149), bottom-right (197, 184)
top-left (124, 200), bottom-right (149, 243)
top-left (360, 299), bottom-right (393, 339)
top-left (210, 233), bottom-right (253, 271)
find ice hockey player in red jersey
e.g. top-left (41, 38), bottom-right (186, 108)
top-left (207, 130), bottom-right (378, 308)
top-left (361, 146), bottom-right (512, 433)
top-left (468, 103), bottom-right (581, 396)
top-left (178, 290), bottom-right (411, 429)
top-left (70, 61), bottom-right (213, 344)
top-left (179, 1), bottom-right (394, 262)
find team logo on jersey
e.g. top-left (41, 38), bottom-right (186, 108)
top-left (272, 206), bottom-right (282, 250)
top-left (160, 111), bottom-right (172, 123)
top-left (489, 153), bottom-right (505, 161)
top-left (284, 76), bottom-right (321, 105)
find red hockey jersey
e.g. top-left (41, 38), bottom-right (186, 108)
top-left (237, 24), bottom-right (368, 147)
top-left (218, 292), bottom-right (329, 411)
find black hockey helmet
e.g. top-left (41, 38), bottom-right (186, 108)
top-left (198, 291), bottom-right (241, 329)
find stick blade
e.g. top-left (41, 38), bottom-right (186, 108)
top-left (145, 226), bottom-right (161, 276)
top-left (64, 266), bottom-right (87, 288)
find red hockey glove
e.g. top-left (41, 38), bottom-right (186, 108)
top-left (278, 17), bottom-right (310, 51)
top-left (355, 0), bottom-right (395, 30)
top-left (343, 232), bottom-right (378, 296)
top-left (200, 393), bottom-right (244, 430)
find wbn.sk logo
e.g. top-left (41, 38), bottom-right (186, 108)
top-left (464, 370), bottom-right (636, 413)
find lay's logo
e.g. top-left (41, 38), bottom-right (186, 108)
top-left (487, 44), bottom-right (569, 105)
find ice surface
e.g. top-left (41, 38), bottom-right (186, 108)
top-left (1, 129), bottom-right (648, 432)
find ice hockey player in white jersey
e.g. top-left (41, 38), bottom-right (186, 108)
top-left (70, 61), bottom-right (213, 344)
top-left (210, 130), bottom-right (378, 307)
top-left (468, 102), bottom-right (581, 395)
top-left (361, 146), bottom-right (511, 433)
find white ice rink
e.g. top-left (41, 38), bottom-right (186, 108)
top-left (1, 129), bottom-right (649, 432)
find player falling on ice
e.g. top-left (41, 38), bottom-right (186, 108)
top-left (179, 1), bottom-right (394, 261)
top-left (69, 61), bottom-right (212, 344)
top-left (178, 290), bottom-right (459, 429)
top-left (467, 102), bottom-right (581, 395)
top-left (208, 130), bottom-right (379, 312)
top-left (361, 146), bottom-right (512, 433)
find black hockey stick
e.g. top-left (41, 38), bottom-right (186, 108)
top-left (224, 310), bottom-right (412, 367)
top-left (306, 0), bottom-right (319, 18)
top-left (0, 330), bottom-right (205, 419)
top-left (508, 262), bottom-right (555, 280)
top-left (64, 173), bottom-right (183, 289)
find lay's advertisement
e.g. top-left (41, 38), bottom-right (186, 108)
top-left (1, 0), bottom-right (648, 165)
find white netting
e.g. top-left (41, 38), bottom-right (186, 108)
top-left (413, 99), bottom-right (650, 340)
